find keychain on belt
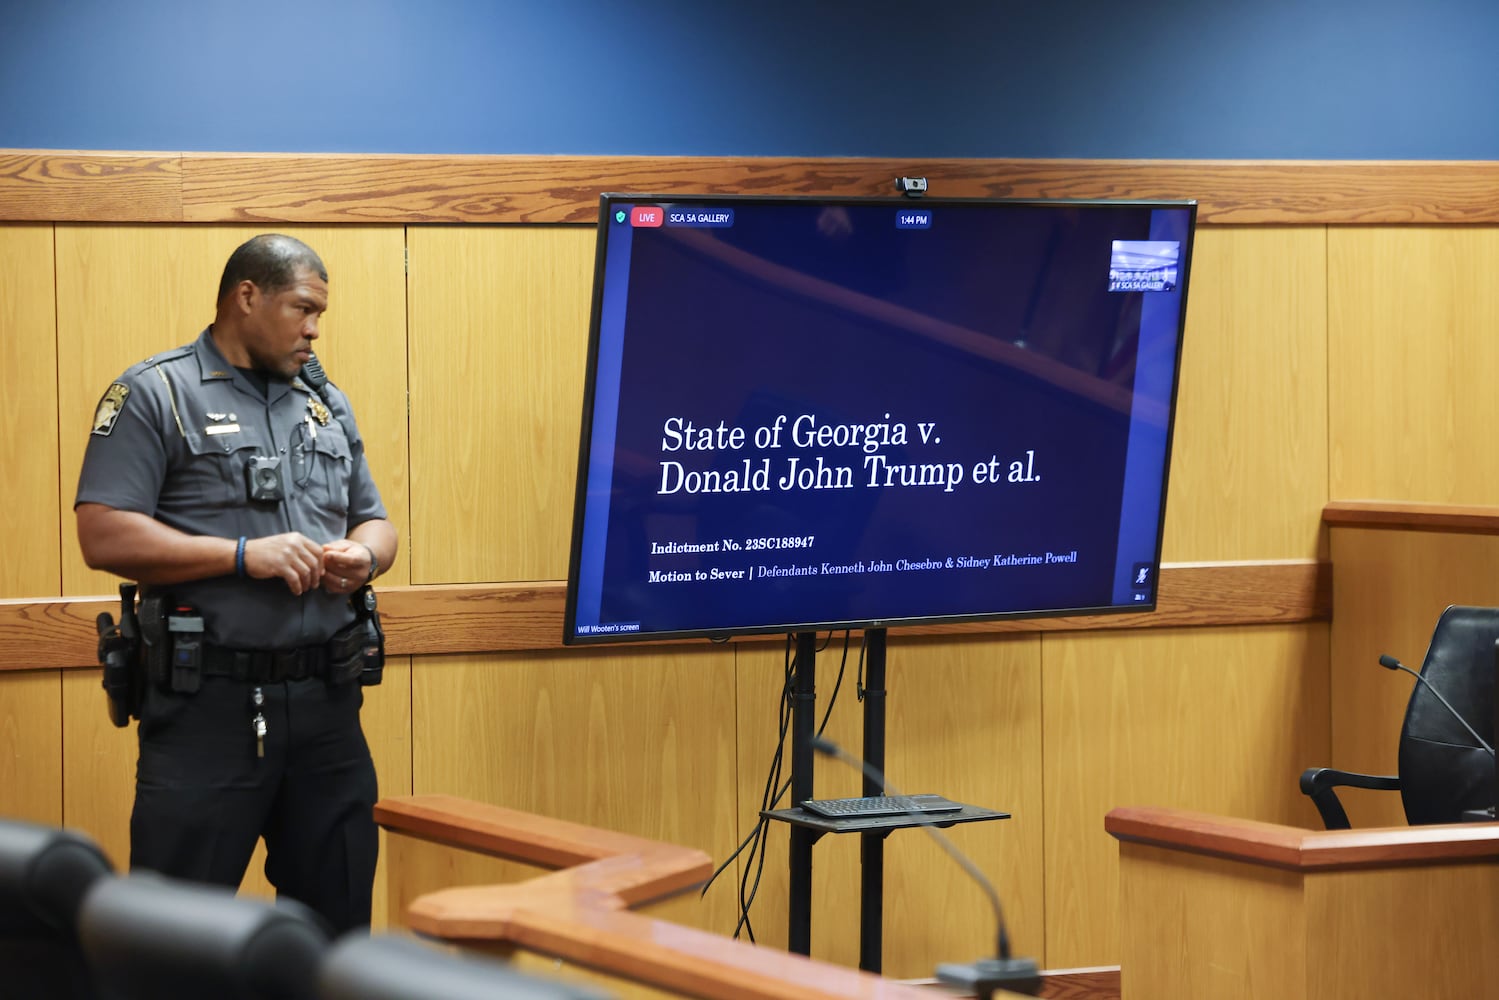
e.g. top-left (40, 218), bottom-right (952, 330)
top-left (251, 685), bottom-right (267, 758)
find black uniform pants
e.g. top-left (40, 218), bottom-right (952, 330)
top-left (130, 674), bottom-right (378, 934)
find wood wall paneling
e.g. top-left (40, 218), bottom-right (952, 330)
top-left (1325, 526), bottom-right (1499, 828)
top-left (0, 225), bottom-right (62, 598)
top-left (60, 668), bottom-right (135, 864)
top-left (1041, 624), bottom-right (1330, 967)
top-left (879, 635), bottom-right (1045, 977)
top-left (0, 670), bottom-right (64, 825)
top-left (1328, 226), bottom-right (1499, 502)
top-left (1306, 865), bottom-right (1499, 998)
top-left (1117, 843), bottom-right (1306, 1000)
top-left (1162, 226), bottom-right (1329, 563)
top-left (410, 646), bottom-right (740, 941)
top-left (406, 226), bottom-right (594, 583)
top-left (0, 224), bottom-right (64, 825)
top-left (362, 654), bottom-right (414, 926)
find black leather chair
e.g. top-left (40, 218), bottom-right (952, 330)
top-left (318, 933), bottom-right (611, 1000)
top-left (0, 818), bottom-right (114, 1000)
top-left (78, 874), bottom-right (329, 1000)
top-left (1300, 604), bottom-right (1498, 829)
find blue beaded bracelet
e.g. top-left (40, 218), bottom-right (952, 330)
top-left (235, 536), bottom-right (247, 578)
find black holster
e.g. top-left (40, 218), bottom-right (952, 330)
top-left (136, 591), bottom-right (174, 691)
top-left (96, 583), bottom-right (142, 727)
top-left (326, 585), bottom-right (384, 687)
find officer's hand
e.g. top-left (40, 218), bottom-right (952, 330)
top-left (321, 539), bottom-right (374, 595)
top-left (243, 533), bottom-right (324, 595)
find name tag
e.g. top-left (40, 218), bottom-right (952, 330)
top-left (205, 424), bottom-right (241, 436)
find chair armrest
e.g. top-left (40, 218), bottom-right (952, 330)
top-left (1298, 767), bottom-right (1401, 830)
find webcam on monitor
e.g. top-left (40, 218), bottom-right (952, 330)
top-left (894, 176), bottom-right (927, 197)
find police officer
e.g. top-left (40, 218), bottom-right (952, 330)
top-left (75, 234), bottom-right (398, 933)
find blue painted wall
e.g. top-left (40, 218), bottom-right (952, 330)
top-left (3, 0), bottom-right (1497, 158)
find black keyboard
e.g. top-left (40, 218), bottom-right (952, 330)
top-left (799, 794), bottom-right (963, 819)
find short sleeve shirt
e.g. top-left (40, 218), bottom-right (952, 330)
top-left (76, 329), bottom-right (387, 649)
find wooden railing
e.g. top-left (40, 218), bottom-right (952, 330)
top-left (377, 794), bottom-right (949, 1000)
top-left (0, 560), bottom-right (1328, 671)
top-left (1323, 499), bottom-right (1499, 535)
top-left (1106, 805), bottom-right (1499, 870)
top-left (1106, 806), bottom-right (1499, 1000)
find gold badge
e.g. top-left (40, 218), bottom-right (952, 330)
top-left (307, 395), bottom-right (331, 426)
top-left (91, 383), bottom-right (130, 436)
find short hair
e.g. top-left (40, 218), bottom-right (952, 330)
top-left (216, 234), bottom-right (328, 304)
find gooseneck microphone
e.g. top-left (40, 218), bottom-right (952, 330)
top-left (1377, 655), bottom-right (1495, 756)
top-left (809, 735), bottom-right (1041, 998)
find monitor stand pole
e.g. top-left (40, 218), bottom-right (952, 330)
top-left (785, 627), bottom-right (890, 974)
top-left (1493, 637), bottom-right (1499, 819)
top-left (787, 630), bottom-right (817, 957)
top-left (859, 626), bottom-right (887, 973)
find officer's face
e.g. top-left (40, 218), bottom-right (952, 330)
top-left (243, 267), bottom-right (328, 379)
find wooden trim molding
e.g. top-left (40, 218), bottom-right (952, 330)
top-left (1033, 967), bottom-right (1121, 1000)
top-left (377, 794), bottom-right (935, 1000)
top-left (4, 150), bottom-right (1499, 225)
top-left (0, 560), bottom-right (1329, 672)
top-left (0, 152), bottom-right (181, 221)
top-left (1105, 805), bottom-right (1499, 871)
top-left (1323, 500), bottom-right (1499, 535)
top-left (905, 967), bottom-right (1121, 1000)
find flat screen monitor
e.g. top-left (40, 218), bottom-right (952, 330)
top-left (564, 193), bottom-right (1196, 644)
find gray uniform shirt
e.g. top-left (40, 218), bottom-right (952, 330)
top-left (76, 328), bottom-right (387, 649)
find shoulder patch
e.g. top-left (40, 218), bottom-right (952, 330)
top-left (92, 382), bottom-right (130, 436)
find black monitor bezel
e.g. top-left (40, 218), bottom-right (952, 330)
top-left (562, 191), bottom-right (1197, 645)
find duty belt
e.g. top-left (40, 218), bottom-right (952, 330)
top-left (200, 642), bottom-right (331, 683)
